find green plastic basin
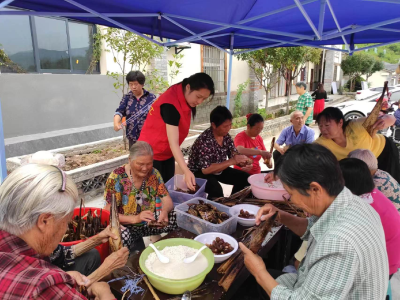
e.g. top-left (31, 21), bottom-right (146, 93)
top-left (139, 238), bottom-right (215, 295)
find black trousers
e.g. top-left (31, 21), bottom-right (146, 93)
top-left (377, 136), bottom-right (400, 182)
top-left (63, 249), bottom-right (101, 277)
top-left (153, 156), bottom-right (175, 183)
top-left (194, 167), bottom-right (250, 199)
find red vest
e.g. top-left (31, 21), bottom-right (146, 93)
top-left (138, 83), bottom-right (192, 161)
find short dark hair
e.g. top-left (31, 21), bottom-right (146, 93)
top-left (126, 71), bottom-right (145, 85)
top-left (247, 113), bottom-right (264, 127)
top-left (276, 143), bottom-right (344, 196)
top-left (316, 107), bottom-right (349, 132)
top-left (210, 106), bottom-right (232, 128)
top-left (339, 158), bottom-right (375, 195)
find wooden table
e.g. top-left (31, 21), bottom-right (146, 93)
top-left (109, 224), bottom-right (283, 300)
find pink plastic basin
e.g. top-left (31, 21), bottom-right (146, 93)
top-left (248, 174), bottom-right (286, 200)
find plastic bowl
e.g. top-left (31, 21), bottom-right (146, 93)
top-left (229, 204), bottom-right (259, 227)
top-left (194, 232), bottom-right (238, 264)
top-left (139, 238), bottom-right (214, 295)
top-left (248, 174), bottom-right (286, 200)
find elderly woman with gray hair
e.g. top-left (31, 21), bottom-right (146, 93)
top-left (104, 141), bottom-right (176, 250)
top-left (0, 164), bottom-right (129, 300)
top-left (348, 149), bottom-right (400, 213)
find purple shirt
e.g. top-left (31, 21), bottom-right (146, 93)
top-left (394, 109), bottom-right (400, 127)
top-left (276, 125), bottom-right (315, 147)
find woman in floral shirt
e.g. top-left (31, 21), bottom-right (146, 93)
top-left (104, 142), bottom-right (176, 249)
top-left (348, 149), bottom-right (400, 213)
top-left (113, 71), bottom-right (157, 148)
top-left (188, 106), bottom-right (250, 199)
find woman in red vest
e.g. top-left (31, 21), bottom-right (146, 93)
top-left (139, 73), bottom-right (215, 190)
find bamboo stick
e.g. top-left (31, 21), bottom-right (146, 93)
top-left (139, 268), bottom-right (160, 300)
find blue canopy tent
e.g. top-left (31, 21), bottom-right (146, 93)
top-left (1, 0), bottom-right (400, 182)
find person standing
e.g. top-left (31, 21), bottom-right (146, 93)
top-left (273, 111), bottom-right (315, 164)
top-left (138, 73), bottom-right (215, 189)
top-left (311, 83), bottom-right (327, 120)
top-left (188, 106), bottom-right (250, 199)
top-left (234, 113), bottom-right (271, 175)
top-left (295, 82), bottom-right (314, 126)
top-left (113, 71), bottom-right (156, 149)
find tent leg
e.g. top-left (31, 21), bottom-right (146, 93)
top-left (226, 34), bottom-right (234, 109)
top-left (0, 99), bottom-right (7, 183)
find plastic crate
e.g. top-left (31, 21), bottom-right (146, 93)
top-left (166, 174), bottom-right (207, 206)
top-left (174, 197), bottom-right (238, 235)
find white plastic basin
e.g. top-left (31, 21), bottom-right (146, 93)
top-left (248, 174), bottom-right (286, 200)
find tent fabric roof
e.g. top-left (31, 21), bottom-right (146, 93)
top-left (3, 0), bottom-right (400, 51)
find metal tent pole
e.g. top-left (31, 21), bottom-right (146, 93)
top-left (0, 99), bottom-right (7, 183)
top-left (226, 34), bottom-right (234, 109)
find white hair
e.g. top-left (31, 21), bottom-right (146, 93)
top-left (290, 110), bottom-right (304, 120)
top-left (0, 164), bottom-right (78, 235)
top-left (348, 149), bottom-right (378, 171)
top-left (129, 141), bottom-right (153, 160)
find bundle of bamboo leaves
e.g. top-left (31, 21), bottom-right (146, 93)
top-left (217, 212), bottom-right (279, 291)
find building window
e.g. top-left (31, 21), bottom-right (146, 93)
top-left (0, 8), bottom-right (98, 74)
top-left (0, 8), bottom-right (36, 72)
top-left (202, 45), bottom-right (226, 94)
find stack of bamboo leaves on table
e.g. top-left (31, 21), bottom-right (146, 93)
top-left (213, 187), bottom-right (306, 218)
top-left (217, 212), bottom-right (279, 291)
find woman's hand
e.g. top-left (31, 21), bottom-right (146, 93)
top-left (255, 204), bottom-right (281, 226)
top-left (158, 211), bottom-right (169, 223)
top-left (260, 151), bottom-right (272, 159)
top-left (66, 271), bottom-right (90, 287)
top-left (95, 225), bottom-right (119, 244)
top-left (241, 164), bottom-right (253, 173)
top-left (184, 169), bottom-right (196, 191)
top-left (263, 172), bottom-right (275, 183)
top-left (114, 123), bottom-right (122, 131)
top-left (234, 155), bottom-right (248, 165)
top-left (137, 210), bottom-right (155, 223)
top-left (101, 247), bottom-right (129, 273)
top-left (88, 282), bottom-right (115, 300)
top-left (372, 118), bottom-right (387, 132)
top-left (239, 242), bottom-right (267, 276)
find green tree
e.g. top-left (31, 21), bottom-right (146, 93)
top-left (0, 44), bottom-right (26, 73)
top-left (99, 27), bottom-right (166, 97)
top-left (341, 52), bottom-right (376, 91)
top-left (275, 47), bottom-right (322, 113)
top-left (365, 59), bottom-right (384, 81)
top-left (233, 80), bottom-right (249, 118)
top-left (168, 53), bottom-right (184, 85)
top-left (237, 48), bottom-right (280, 112)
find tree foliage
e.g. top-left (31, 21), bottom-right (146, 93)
top-left (237, 48), bottom-right (280, 112)
top-left (275, 47), bottom-right (322, 113)
top-left (99, 27), bottom-right (166, 97)
top-left (341, 52), bottom-right (383, 91)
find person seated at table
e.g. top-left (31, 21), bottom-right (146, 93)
top-left (234, 113), bottom-right (271, 175)
top-left (239, 143), bottom-right (388, 299)
top-left (104, 141), bottom-right (177, 250)
top-left (273, 110), bottom-right (315, 164)
top-left (188, 106), bottom-right (250, 199)
top-left (0, 164), bottom-right (128, 300)
top-left (348, 149), bottom-right (400, 213)
top-left (339, 158), bottom-right (400, 278)
top-left (315, 107), bottom-right (400, 182)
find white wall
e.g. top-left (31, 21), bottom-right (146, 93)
top-left (229, 56), bottom-right (250, 90)
top-left (369, 70), bottom-right (391, 88)
top-left (166, 44), bottom-right (201, 85)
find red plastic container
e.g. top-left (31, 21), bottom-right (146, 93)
top-left (60, 207), bottom-right (110, 263)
